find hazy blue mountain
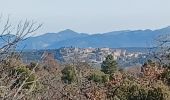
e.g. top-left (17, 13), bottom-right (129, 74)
top-left (17, 26), bottom-right (170, 49)
top-left (18, 29), bottom-right (89, 49)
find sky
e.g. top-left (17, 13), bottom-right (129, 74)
top-left (0, 0), bottom-right (170, 35)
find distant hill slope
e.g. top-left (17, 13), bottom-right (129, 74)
top-left (17, 26), bottom-right (170, 49)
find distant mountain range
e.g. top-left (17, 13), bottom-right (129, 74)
top-left (17, 26), bottom-right (170, 50)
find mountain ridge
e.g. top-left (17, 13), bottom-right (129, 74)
top-left (16, 26), bottom-right (170, 49)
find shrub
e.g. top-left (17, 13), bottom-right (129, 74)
top-left (111, 79), bottom-right (168, 100)
top-left (11, 66), bottom-right (36, 89)
top-left (88, 71), bottom-right (109, 83)
top-left (61, 65), bottom-right (77, 84)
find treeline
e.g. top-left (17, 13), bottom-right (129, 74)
top-left (1, 52), bottom-right (170, 100)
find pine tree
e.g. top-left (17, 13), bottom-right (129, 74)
top-left (101, 55), bottom-right (118, 75)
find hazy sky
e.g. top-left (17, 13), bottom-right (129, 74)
top-left (0, 0), bottom-right (170, 35)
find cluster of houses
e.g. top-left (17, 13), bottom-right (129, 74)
top-left (58, 47), bottom-right (144, 64)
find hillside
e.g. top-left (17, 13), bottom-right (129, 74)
top-left (17, 26), bottom-right (170, 49)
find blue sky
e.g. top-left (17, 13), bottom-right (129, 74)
top-left (0, 0), bottom-right (170, 35)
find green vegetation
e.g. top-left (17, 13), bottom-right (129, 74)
top-left (11, 66), bottom-right (37, 89)
top-left (61, 65), bottom-right (77, 84)
top-left (113, 80), bottom-right (167, 100)
top-left (1, 54), bottom-right (170, 100)
top-left (101, 54), bottom-right (118, 75)
top-left (2, 54), bottom-right (170, 100)
top-left (88, 71), bottom-right (109, 83)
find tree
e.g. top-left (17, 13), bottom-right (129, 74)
top-left (0, 16), bottom-right (42, 62)
top-left (101, 54), bottom-right (118, 75)
top-left (61, 65), bottom-right (77, 84)
top-left (0, 16), bottom-right (41, 99)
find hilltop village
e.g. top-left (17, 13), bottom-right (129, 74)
top-left (22, 47), bottom-right (148, 67)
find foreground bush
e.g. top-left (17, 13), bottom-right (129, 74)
top-left (11, 66), bottom-right (37, 89)
top-left (61, 65), bottom-right (77, 84)
top-left (110, 79), bottom-right (169, 100)
top-left (88, 71), bottom-right (109, 83)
